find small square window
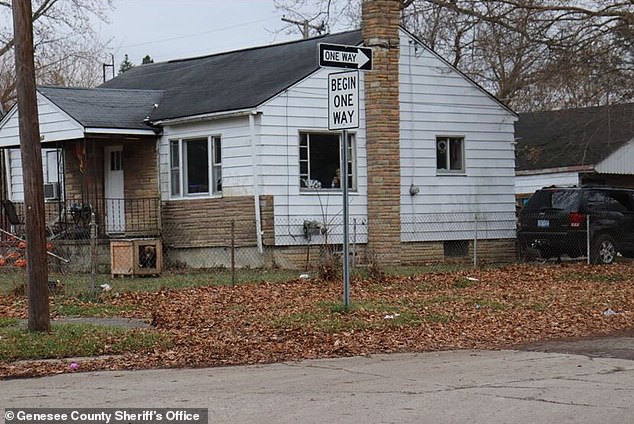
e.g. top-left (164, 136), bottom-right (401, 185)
top-left (436, 136), bottom-right (464, 172)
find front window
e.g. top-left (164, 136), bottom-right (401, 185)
top-left (436, 136), bottom-right (464, 172)
top-left (170, 136), bottom-right (222, 197)
top-left (44, 148), bottom-right (62, 200)
top-left (45, 149), bottom-right (61, 183)
top-left (299, 132), bottom-right (355, 190)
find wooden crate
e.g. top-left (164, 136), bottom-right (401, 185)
top-left (110, 240), bottom-right (134, 277)
top-left (110, 239), bottom-right (162, 277)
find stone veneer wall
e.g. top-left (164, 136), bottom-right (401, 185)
top-left (63, 140), bottom-right (103, 206)
top-left (270, 239), bottom-right (517, 270)
top-left (400, 239), bottom-right (518, 265)
top-left (161, 195), bottom-right (274, 248)
top-left (122, 141), bottom-right (160, 236)
top-left (60, 139), bottom-right (158, 237)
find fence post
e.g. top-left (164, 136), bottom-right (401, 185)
top-left (231, 220), bottom-right (236, 286)
top-left (352, 218), bottom-right (357, 268)
top-left (473, 214), bottom-right (478, 268)
top-left (586, 214), bottom-right (591, 264)
top-left (89, 212), bottom-right (97, 294)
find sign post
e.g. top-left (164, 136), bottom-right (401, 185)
top-left (328, 70), bottom-right (358, 309)
top-left (321, 44), bottom-right (372, 310)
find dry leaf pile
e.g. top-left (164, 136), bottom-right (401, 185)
top-left (1, 263), bottom-right (633, 378)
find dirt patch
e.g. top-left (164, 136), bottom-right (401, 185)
top-left (517, 328), bottom-right (634, 360)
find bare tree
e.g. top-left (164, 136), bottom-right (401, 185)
top-left (275, 0), bottom-right (633, 111)
top-left (0, 0), bottom-right (113, 111)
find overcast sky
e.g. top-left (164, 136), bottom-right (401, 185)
top-left (98, 0), bottom-right (304, 66)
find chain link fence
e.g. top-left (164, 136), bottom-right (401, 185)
top-left (9, 206), bottom-right (631, 283)
top-left (0, 210), bottom-right (518, 277)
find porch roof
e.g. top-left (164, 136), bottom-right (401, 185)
top-left (38, 86), bottom-right (164, 132)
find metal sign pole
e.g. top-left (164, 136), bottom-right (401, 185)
top-left (342, 129), bottom-right (350, 309)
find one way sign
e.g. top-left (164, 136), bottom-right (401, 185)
top-left (319, 43), bottom-right (373, 71)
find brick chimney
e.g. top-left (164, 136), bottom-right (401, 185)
top-left (362, 0), bottom-right (401, 265)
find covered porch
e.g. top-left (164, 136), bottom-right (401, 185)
top-left (1, 136), bottom-right (161, 240)
top-left (0, 86), bottom-right (164, 240)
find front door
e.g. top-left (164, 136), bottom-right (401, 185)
top-left (105, 145), bottom-right (125, 233)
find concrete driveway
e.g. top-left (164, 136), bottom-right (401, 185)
top-left (2, 346), bottom-right (633, 424)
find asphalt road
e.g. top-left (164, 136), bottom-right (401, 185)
top-left (2, 342), bottom-right (633, 424)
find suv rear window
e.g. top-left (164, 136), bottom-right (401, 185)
top-left (523, 189), bottom-right (579, 212)
top-left (585, 190), bottom-right (632, 212)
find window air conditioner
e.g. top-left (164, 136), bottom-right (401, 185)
top-left (44, 182), bottom-right (60, 200)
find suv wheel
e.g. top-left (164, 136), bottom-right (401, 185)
top-left (591, 234), bottom-right (617, 264)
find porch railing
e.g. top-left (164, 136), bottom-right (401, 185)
top-left (2, 197), bottom-right (161, 240)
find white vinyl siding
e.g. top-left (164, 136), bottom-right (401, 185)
top-left (259, 67), bottom-right (368, 246)
top-left (515, 171), bottom-right (580, 197)
top-left (399, 30), bottom-right (517, 242)
top-left (0, 93), bottom-right (84, 148)
top-left (595, 139), bottom-right (634, 175)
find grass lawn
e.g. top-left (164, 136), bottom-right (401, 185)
top-left (1, 262), bottom-right (632, 378)
top-left (0, 319), bottom-right (169, 362)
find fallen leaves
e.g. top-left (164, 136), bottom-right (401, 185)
top-left (1, 262), bottom-right (634, 378)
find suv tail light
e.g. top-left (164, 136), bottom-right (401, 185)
top-left (569, 212), bottom-right (585, 228)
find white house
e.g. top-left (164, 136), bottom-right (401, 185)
top-left (0, 28), bottom-right (518, 268)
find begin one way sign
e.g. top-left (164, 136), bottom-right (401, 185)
top-left (320, 43), bottom-right (371, 130)
top-left (328, 70), bottom-right (358, 130)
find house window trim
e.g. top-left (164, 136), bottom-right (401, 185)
top-left (436, 135), bottom-right (466, 175)
top-left (169, 135), bottom-right (222, 199)
top-left (299, 130), bottom-right (357, 193)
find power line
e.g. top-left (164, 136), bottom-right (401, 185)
top-left (116, 17), bottom-right (272, 49)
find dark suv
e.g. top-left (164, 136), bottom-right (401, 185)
top-left (517, 186), bottom-right (634, 263)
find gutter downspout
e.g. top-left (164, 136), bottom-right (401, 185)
top-left (250, 110), bottom-right (263, 254)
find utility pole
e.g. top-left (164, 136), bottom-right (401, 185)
top-left (102, 53), bottom-right (115, 83)
top-left (13, 0), bottom-right (50, 332)
top-left (281, 16), bottom-right (325, 39)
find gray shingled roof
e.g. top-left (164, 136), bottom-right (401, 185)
top-left (515, 103), bottom-right (634, 171)
top-left (38, 86), bottom-right (164, 131)
top-left (101, 30), bottom-right (363, 121)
